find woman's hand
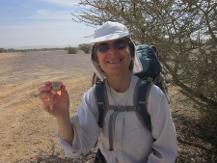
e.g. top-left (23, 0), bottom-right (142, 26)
top-left (38, 81), bottom-right (70, 120)
top-left (39, 81), bottom-right (74, 143)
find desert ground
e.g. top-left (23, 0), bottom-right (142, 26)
top-left (0, 50), bottom-right (216, 163)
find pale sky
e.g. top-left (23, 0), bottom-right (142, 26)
top-left (0, 0), bottom-right (95, 49)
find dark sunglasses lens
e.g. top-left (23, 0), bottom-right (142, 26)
top-left (97, 43), bottom-right (110, 53)
top-left (114, 40), bottom-right (127, 49)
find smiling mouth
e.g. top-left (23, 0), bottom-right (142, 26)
top-left (106, 59), bottom-right (122, 64)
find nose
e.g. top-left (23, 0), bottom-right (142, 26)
top-left (106, 45), bottom-right (117, 56)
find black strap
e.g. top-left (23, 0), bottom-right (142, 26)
top-left (95, 81), bottom-right (106, 128)
top-left (136, 80), bottom-right (152, 131)
top-left (94, 79), bottom-right (153, 131)
top-left (95, 149), bottom-right (107, 163)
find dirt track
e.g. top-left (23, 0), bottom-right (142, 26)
top-left (0, 51), bottom-right (93, 162)
top-left (0, 50), bottom-right (216, 163)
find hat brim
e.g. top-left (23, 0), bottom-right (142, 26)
top-left (90, 32), bottom-right (129, 43)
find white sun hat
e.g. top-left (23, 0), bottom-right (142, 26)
top-left (91, 21), bottom-right (130, 43)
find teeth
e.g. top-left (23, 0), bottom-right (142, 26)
top-left (106, 59), bottom-right (121, 64)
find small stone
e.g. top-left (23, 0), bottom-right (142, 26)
top-left (51, 81), bottom-right (62, 92)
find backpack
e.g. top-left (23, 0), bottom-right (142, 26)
top-left (134, 44), bottom-right (170, 102)
top-left (93, 44), bottom-right (169, 163)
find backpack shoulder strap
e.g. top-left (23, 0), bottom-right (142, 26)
top-left (135, 79), bottom-right (153, 131)
top-left (94, 81), bottom-right (107, 128)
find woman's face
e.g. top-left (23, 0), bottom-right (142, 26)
top-left (95, 38), bottom-right (132, 77)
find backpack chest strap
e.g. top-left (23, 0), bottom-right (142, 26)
top-left (107, 105), bottom-right (137, 151)
top-left (108, 105), bottom-right (137, 112)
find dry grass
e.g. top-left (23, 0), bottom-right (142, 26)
top-left (169, 85), bottom-right (217, 163)
top-left (0, 51), bottom-right (216, 163)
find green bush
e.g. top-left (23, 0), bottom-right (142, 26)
top-left (78, 43), bottom-right (91, 54)
top-left (0, 48), bottom-right (7, 53)
top-left (67, 47), bottom-right (77, 54)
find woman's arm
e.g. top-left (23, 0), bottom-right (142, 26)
top-left (59, 87), bottom-right (100, 157)
top-left (39, 81), bottom-right (74, 144)
top-left (147, 85), bottom-right (177, 163)
top-left (57, 115), bottom-right (74, 145)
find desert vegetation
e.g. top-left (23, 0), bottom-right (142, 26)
top-left (73, 0), bottom-right (217, 107)
top-left (0, 44), bottom-right (92, 55)
top-left (78, 43), bottom-right (92, 54)
top-left (66, 47), bottom-right (78, 54)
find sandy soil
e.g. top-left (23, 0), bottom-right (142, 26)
top-left (0, 51), bottom-right (93, 163)
top-left (0, 50), bottom-right (216, 163)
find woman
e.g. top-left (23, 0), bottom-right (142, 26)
top-left (39, 21), bottom-right (177, 163)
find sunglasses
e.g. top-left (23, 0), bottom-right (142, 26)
top-left (95, 38), bottom-right (129, 53)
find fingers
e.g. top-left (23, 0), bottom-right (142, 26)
top-left (38, 81), bottom-right (69, 112)
top-left (59, 85), bottom-right (70, 104)
top-left (40, 91), bottom-right (52, 102)
top-left (39, 88), bottom-right (52, 101)
top-left (38, 81), bottom-right (52, 92)
top-left (39, 91), bottom-right (54, 110)
top-left (38, 81), bottom-right (54, 110)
